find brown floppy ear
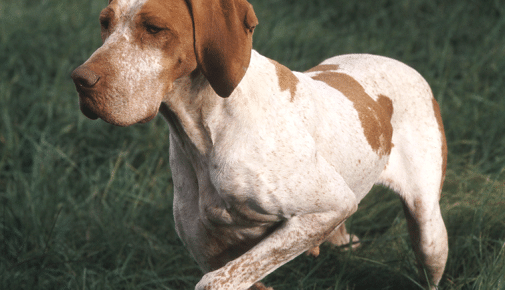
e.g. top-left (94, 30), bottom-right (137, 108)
top-left (185, 0), bottom-right (258, 98)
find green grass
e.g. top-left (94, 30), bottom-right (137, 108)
top-left (1, 0), bottom-right (504, 289)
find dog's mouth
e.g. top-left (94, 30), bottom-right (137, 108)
top-left (80, 103), bottom-right (99, 120)
top-left (73, 79), bottom-right (99, 120)
top-left (78, 98), bottom-right (99, 120)
top-left (77, 95), bottom-right (159, 126)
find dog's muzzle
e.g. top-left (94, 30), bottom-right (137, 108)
top-left (71, 66), bottom-right (101, 120)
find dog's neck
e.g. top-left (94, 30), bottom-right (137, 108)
top-left (160, 50), bottom-right (271, 159)
top-left (160, 69), bottom-right (216, 157)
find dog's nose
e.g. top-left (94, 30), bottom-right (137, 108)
top-left (71, 66), bottom-right (101, 88)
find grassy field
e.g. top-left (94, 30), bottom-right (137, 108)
top-left (1, 0), bottom-right (504, 289)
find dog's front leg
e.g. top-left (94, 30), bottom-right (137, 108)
top-left (195, 197), bottom-right (358, 290)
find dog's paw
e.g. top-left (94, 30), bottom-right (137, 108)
top-left (306, 225), bottom-right (359, 257)
top-left (326, 224), bottom-right (360, 250)
top-left (327, 232), bottom-right (360, 250)
top-left (306, 246), bottom-right (320, 257)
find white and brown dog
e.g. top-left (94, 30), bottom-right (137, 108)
top-left (71, 0), bottom-right (448, 289)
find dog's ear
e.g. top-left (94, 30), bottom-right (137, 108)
top-left (185, 0), bottom-right (258, 98)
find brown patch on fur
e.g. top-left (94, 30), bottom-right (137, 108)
top-left (432, 98), bottom-right (447, 195)
top-left (311, 72), bottom-right (393, 156)
top-left (305, 64), bottom-right (340, 73)
top-left (270, 59), bottom-right (299, 102)
top-left (377, 94), bottom-right (394, 119)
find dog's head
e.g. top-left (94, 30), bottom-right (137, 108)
top-left (71, 0), bottom-right (257, 126)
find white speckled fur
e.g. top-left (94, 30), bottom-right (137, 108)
top-left (168, 52), bottom-right (448, 289)
top-left (73, 0), bottom-right (448, 289)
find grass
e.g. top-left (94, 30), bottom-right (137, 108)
top-left (1, 0), bottom-right (504, 289)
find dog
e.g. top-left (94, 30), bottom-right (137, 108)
top-left (71, 0), bottom-right (448, 289)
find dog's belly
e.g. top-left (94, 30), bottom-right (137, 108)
top-left (316, 135), bottom-right (390, 201)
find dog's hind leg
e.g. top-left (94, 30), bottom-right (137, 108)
top-left (378, 100), bottom-right (448, 288)
top-left (379, 154), bottom-right (448, 287)
top-left (401, 191), bottom-right (448, 289)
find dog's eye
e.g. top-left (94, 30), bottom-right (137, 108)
top-left (145, 23), bottom-right (163, 35)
